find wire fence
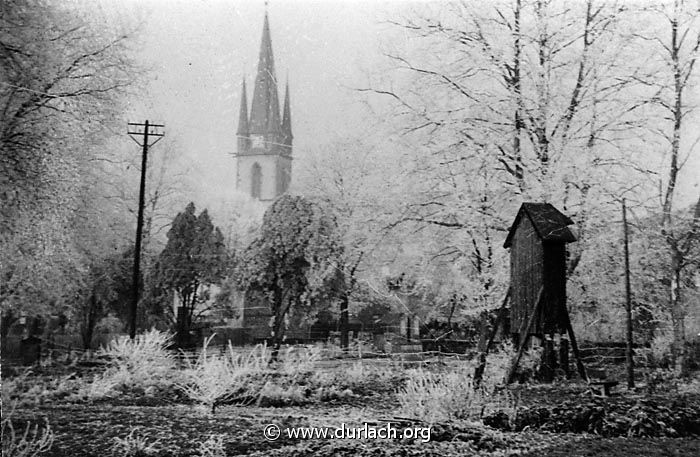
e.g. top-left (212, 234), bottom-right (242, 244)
top-left (2, 330), bottom-right (659, 372)
top-left (1, 333), bottom-right (482, 370)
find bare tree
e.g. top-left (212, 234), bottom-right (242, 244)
top-left (638, 0), bottom-right (700, 373)
top-left (360, 0), bottom-right (644, 315)
top-left (298, 137), bottom-right (401, 346)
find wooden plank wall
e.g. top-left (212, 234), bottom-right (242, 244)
top-left (510, 215), bottom-right (544, 335)
top-left (542, 243), bottom-right (567, 333)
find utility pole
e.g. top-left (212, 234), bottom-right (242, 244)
top-left (622, 199), bottom-right (635, 389)
top-left (127, 121), bottom-right (164, 339)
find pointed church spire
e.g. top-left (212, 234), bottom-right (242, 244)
top-left (282, 79), bottom-right (292, 144)
top-left (249, 12), bottom-right (281, 135)
top-left (237, 78), bottom-right (249, 135)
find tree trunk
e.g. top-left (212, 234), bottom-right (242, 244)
top-left (270, 316), bottom-right (284, 362)
top-left (662, 7), bottom-right (682, 226)
top-left (534, 0), bottom-right (550, 174)
top-left (340, 254), bottom-right (362, 350)
top-left (81, 292), bottom-right (98, 350)
top-left (662, 4), bottom-right (689, 375)
top-left (512, 0), bottom-right (524, 187)
top-left (176, 289), bottom-right (193, 348)
top-left (340, 292), bottom-right (349, 349)
top-left (270, 290), bottom-right (290, 363)
top-left (670, 251), bottom-right (687, 374)
top-left (187, 281), bottom-right (199, 345)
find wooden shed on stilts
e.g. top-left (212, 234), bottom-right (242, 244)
top-left (474, 203), bottom-right (588, 385)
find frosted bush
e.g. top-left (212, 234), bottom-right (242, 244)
top-left (281, 344), bottom-right (322, 376)
top-left (178, 336), bottom-right (267, 414)
top-left (346, 361), bottom-right (366, 383)
top-left (678, 374), bottom-right (700, 395)
top-left (228, 341), bottom-right (270, 374)
top-left (76, 330), bottom-right (177, 400)
top-left (111, 428), bottom-right (159, 457)
top-left (98, 329), bottom-right (175, 389)
top-left (484, 342), bottom-right (515, 385)
top-left (259, 381), bottom-right (306, 405)
top-left (310, 370), bottom-right (336, 388)
top-left (1, 404), bottom-right (54, 457)
top-left (1, 369), bottom-right (35, 407)
top-left (178, 337), bottom-right (236, 414)
top-left (397, 367), bottom-right (477, 423)
top-left (398, 353), bottom-right (516, 424)
top-left (3, 371), bottom-right (83, 406)
top-left (77, 373), bottom-right (120, 401)
top-left (650, 330), bottom-right (674, 367)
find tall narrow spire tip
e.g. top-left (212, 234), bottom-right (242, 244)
top-left (249, 8), bottom-right (281, 135)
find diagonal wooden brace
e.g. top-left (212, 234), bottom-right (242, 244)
top-left (507, 286), bottom-right (544, 384)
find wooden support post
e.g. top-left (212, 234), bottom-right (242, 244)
top-left (541, 336), bottom-right (555, 383)
top-left (474, 288), bottom-right (510, 387)
top-left (562, 310), bottom-right (588, 382)
top-left (507, 287), bottom-right (543, 384)
top-left (559, 337), bottom-right (570, 378)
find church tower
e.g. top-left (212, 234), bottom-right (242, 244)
top-left (236, 13), bottom-right (292, 201)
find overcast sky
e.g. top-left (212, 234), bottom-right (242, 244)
top-left (97, 0), bottom-right (699, 221)
top-left (114, 0), bottom-right (405, 214)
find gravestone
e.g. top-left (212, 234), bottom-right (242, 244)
top-left (20, 336), bottom-right (42, 365)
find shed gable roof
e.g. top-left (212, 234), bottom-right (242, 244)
top-left (503, 202), bottom-right (576, 248)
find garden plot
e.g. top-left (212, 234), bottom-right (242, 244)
top-left (3, 332), bottom-right (700, 457)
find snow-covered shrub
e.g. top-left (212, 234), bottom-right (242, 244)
top-left (1, 404), bottom-right (54, 457)
top-left (2, 371), bottom-right (82, 407)
top-left (227, 341), bottom-right (269, 375)
top-left (99, 329), bottom-right (174, 381)
top-left (397, 367), bottom-right (476, 423)
top-left (281, 344), bottom-right (322, 377)
top-left (77, 330), bottom-right (176, 400)
top-left (178, 336), bottom-right (266, 413)
top-left (259, 381), bottom-right (307, 405)
top-left (96, 329), bottom-right (175, 394)
top-left (650, 330), bottom-right (674, 368)
top-left (111, 428), bottom-right (159, 457)
top-left (397, 356), bottom-right (516, 424)
top-left (484, 342), bottom-right (516, 385)
top-left (75, 372), bottom-right (120, 401)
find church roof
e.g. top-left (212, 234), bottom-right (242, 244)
top-left (249, 13), bottom-right (282, 135)
top-left (282, 80), bottom-right (292, 142)
top-left (503, 202), bottom-right (576, 248)
top-left (237, 78), bottom-right (249, 135)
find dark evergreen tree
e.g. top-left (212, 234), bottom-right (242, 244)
top-left (157, 202), bottom-right (227, 346)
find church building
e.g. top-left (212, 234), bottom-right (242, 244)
top-left (228, 11), bottom-right (310, 343)
top-left (235, 12), bottom-right (292, 201)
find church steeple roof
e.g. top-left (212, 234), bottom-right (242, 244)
top-left (282, 79), bottom-right (292, 143)
top-left (236, 78), bottom-right (249, 135)
top-left (249, 13), bottom-right (281, 135)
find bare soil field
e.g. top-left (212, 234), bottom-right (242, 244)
top-left (8, 399), bottom-right (700, 457)
top-left (5, 351), bottom-right (700, 457)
